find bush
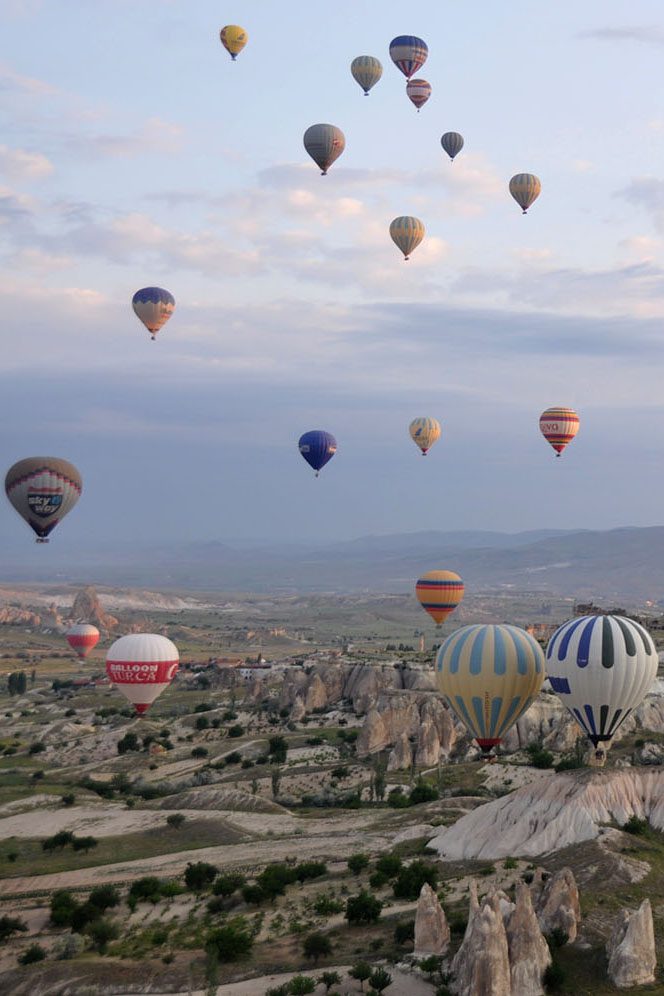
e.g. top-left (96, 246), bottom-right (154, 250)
top-left (289, 976), bottom-right (316, 995)
top-left (387, 788), bottom-right (411, 809)
top-left (195, 715), bottom-right (209, 730)
top-left (225, 751), bottom-right (242, 764)
top-left (61, 793), bottom-right (76, 807)
top-left (205, 917), bottom-right (253, 962)
top-left (242, 884), bottom-right (266, 905)
top-left (207, 895), bottom-right (228, 915)
top-left (394, 919), bottom-right (415, 944)
top-left (87, 917), bottom-right (119, 952)
top-left (345, 891), bottom-right (381, 925)
top-left (393, 860), bottom-right (438, 900)
top-left (166, 813), bottom-right (185, 829)
top-left (623, 815), bottom-right (648, 835)
top-left (543, 960), bottom-right (566, 991)
top-left (268, 735), bottom-right (288, 764)
top-left (0, 915), bottom-right (28, 941)
top-left (43, 831), bottom-right (74, 852)
top-left (313, 894), bottom-right (344, 916)
top-left (28, 741), bottom-right (46, 755)
top-left (227, 724), bottom-right (244, 738)
top-left (257, 862), bottom-right (296, 899)
top-left (503, 857), bottom-right (518, 870)
top-left (375, 853), bottom-right (402, 878)
top-left (184, 861), bottom-right (218, 892)
top-left (349, 962), bottom-right (372, 989)
top-left (526, 743), bottom-right (554, 769)
top-left (129, 877), bottom-right (165, 904)
top-left (18, 942), bottom-right (46, 965)
top-left (448, 911), bottom-right (468, 936)
top-left (50, 891), bottom-right (78, 928)
top-left (213, 872), bottom-right (246, 897)
top-left (348, 853), bottom-right (370, 876)
top-left (409, 780), bottom-right (439, 805)
top-left (547, 927), bottom-right (569, 949)
top-left (369, 968), bottom-right (392, 993)
top-left (303, 931), bottom-right (332, 962)
top-left (117, 732), bottom-right (140, 755)
top-left (318, 970), bottom-right (342, 993)
top-left (191, 746), bottom-right (208, 758)
top-left (88, 885), bottom-right (120, 912)
top-left (295, 861), bottom-right (327, 882)
top-left (72, 835), bottom-right (98, 853)
top-left (369, 871), bottom-right (388, 890)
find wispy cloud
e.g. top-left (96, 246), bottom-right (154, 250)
top-left (0, 143), bottom-right (53, 179)
top-left (577, 26), bottom-right (664, 46)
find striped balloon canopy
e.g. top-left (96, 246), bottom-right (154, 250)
top-left (406, 78), bottom-right (432, 111)
top-left (409, 417), bottom-right (441, 456)
top-left (389, 35), bottom-right (428, 78)
top-left (389, 216), bottom-right (425, 260)
top-left (436, 624), bottom-right (545, 754)
top-left (539, 407), bottom-right (579, 456)
top-left (5, 457), bottom-right (82, 543)
top-left (441, 132), bottom-right (464, 162)
top-left (106, 633), bottom-right (179, 716)
top-left (350, 56), bottom-right (382, 95)
top-left (509, 173), bottom-right (541, 214)
top-left (416, 570), bottom-right (464, 625)
top-left (132, 287), bottom-right (175, 341)
top-left (66, 624), bottom-right (100, 660)
top-left (546, 615), bottom-right (658, 749)
top-left (303, 124), bottom-right (345, 175)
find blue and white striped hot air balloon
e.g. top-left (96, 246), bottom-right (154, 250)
top-left (132, 287), bottom-right (175, 341)
top-left (546, 615), bottom-right (658, 749)
top-left (436, 624), bottom-right (545, 755)
top-left (389, 35), bottom-right (428, 79)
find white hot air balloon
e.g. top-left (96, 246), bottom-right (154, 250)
top-left (66, 623), bottom-right (100, 660)
top-left (546, 614), bottom-right (658, 750)
top-left (106, 634), bottom-right (179, 715)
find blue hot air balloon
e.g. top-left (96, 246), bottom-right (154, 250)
top-left (298, 431), bottom-right (337, 477)
top-left (389, 35), bottom-right (428, 79)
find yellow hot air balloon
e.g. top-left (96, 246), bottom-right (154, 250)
top-left (509, 173), bottom-right (541, 214)
top-left (436, 624), bottom-right (545, 755)
top-left (351, 56), bottom-right (382, 95)
top-left (219, 25), bottom-right (248, 61)
top-left (416, 570), bottom-right (464, 626)
top-left (390, 216), bottom-right (425, 260)
top-left (409, 417), bottom-right (441, 456)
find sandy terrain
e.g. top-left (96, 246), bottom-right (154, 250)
top-left (213, 966), bottom-right (435, 995)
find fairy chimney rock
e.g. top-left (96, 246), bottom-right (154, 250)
top-left (506, 881), bottom-right (552, 996)
top-left (414, 882), bottom-right (450, 957)
top-left (606, 899), bottom-right (656, 989)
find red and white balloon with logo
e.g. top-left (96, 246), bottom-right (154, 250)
top-left (106, 634), bottom-right (179, 715)
top-left (66, 623), bottom-right (100, 660)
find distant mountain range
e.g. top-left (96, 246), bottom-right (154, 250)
top-left (2, 526), bottom-right (664, 602)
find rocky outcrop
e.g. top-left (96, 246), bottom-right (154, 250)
top-left (388, 732), bottom-right (413, 771)
top-left (357, 692), bottom-right (458, 764)
top-left (414, 882), bottom-right (450, 956)
top-left (506, 883), bottom-right (551, 996)
top-left (69, 586), bottom-right (118, 632)
top-left (290, 695), bottom-right (306, 722)
top-left (606, 899), bottom-right (656, 988)
top-left (415, 719), bottom-right (441, 767)
top-left (0, 606), bottom-right (41, 627)
top-left (304, 673), bottom-right (327, 712)
top-left (356, 707), bottom-right (388, 756)
top-left (535, 868), bottom-right (580, 943)
top-left (452, 892), bottom-right (511, 996)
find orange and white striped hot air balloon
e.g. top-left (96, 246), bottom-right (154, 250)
top-left (106, 634), bottom-right (179, 716)
top-left (66, 624), bottom-right (100, 660)
top-left (539, 407), bottom-right (579, 457)
top-left (416, 570), bottom-right (464, 627)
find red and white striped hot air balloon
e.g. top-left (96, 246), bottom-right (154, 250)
top-left (539, 406), bottom-right (580, 457)
top-left (106, 634), bottom-right (179, 716)
top-left (66, 624), bottom-right (100, 660)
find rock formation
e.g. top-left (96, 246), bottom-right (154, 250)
top-left (69, 586), bottom-right (118, 632)
top-left (290, 695), bottom-right (306, 722)
top-left (535, 868), bottom-right (581, 943)
top-left (506, 882), bottom-right (551, 996)
top-left (303, 673), bottom-right (327, 711)
top-left (451, 892), bottom-right (511, 996)
top-left (414, 882), bottom-right (450, 956)
top-left (356, 707), bottom-right (387, 757)
top-left (606, 899), bottom-right (656, 988)
top-left (388, 731), bottom-right (413, 771)
top-left (415, 719), bottom-right (441, 767)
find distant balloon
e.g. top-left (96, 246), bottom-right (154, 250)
top-left (351, 56), bottom-right (382, 95)
top-left (66, 624), bottom-right (100, 660)
top-left (132, 287), bottom-right (175, 341)
top-left (406, 78), bottom-right (431, 111)
top-left (436, 624), bottom-right (545, 754)
top-left (441, 132), bottom-right (464, 161)
top-left (106, 633), bottom-right (179, 716)
top-left (298, 430), bottom-right (337, 477)
top-left (389, 35), bottom-right (428, 78)
top-left (219, 24), bottom-right (248, 61)
top-left (303, 124), bottom-right (345, 175)
top-left (409, 417), bottom-right (441, 456)
top-left (539, 407), bottom-right (579, 457)
top-left (546, 615), bottom-right (658, 749)
top-left (416, 570), bottom-right (464, 626)
top-left (5, 457), bottom-right (82, 543)
top-left (509, 173), bottom-right (541, 214)
top-left (390, 216), bottom-right (425, 260)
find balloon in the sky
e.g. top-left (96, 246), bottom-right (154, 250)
top-left (409, 417), bottom-right (441, 455)
top-left (66, 624), bottom-right (100, 660)
top-left (546, 615), bottom-right (658, 749)
top-left (351, 56), bottom-right (382, 95)
top-left (406, 78), bottom-right (431, 111)
top-left (509, 173), bottom-right (541, 214)
top-left (416, 570), bottom-right (464, 625)
top-left (390, 216), bottom-right (425, 260)
top-left (303, 124), bottom-right (345, 176)
top-left (389, 35), bottom-right (428, 78)
top-left (219, 25), bottom-right (248, 61)
top-left (539, 407), bottom-right (579, 457)
top-left (441, 132), bottom-right (464, 161)
top-left (436, 624), bottom-right (545, 754)
top-left (5, 458), bottom-right (82, 543)
top-left (298, 431), bottom-right (337, 477)
top-left (106, 634), bottom-right (179, 716)
top-left (132, 287), bottom-right (175, 341)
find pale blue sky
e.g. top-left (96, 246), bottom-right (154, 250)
top-left (2, 0), bottom-right (664, 549)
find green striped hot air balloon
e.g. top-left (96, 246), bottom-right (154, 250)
top-left (350, 56), bottom-right (382, 95)
top-left (389, 216), bottom-right (425, 260)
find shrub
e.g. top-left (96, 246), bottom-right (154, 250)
top-left (72, 835), bottom-right (98, 853)
top-left (88, 885), bottom-right (120, 912)
top-left (303, 931), bottom-right (332, 962)
top-left (409, 779), bottom-right (439, 805)
top-left (295, 861), bottom-right (327, 882)
top-left (387, 787), bottom-right (411, 809)
top-left (289, 976), bottom-right (316, 995)
top-left (227, 724), bottom-right (244, 738)
top-left (349, 962), bottom-right (372, 991)
top-left (345, 891), bottom-right (381, 925)
top-left (313, 893), bottom-right (344, 916)
top-left (117, 731), bottom-right (140, 754)
top-left (166, 813), bottom-right (185, 829)
top-left (61, 792), bottom-right (76, 807)
top-left (526, 743), bottom-right (554, 769)
top-left (369, 968), bottom-right (392, 993)
top-left (213, 872), bottom-right (246, 897)
top-left (393, 860), bottom-right (438, 900)
top-left (205, 917), bottom-right (253, 962)
top-left (268, 735), bottom-right (288, 764)
top-left (50, 891), bottom-right (78, 928)
top-left (242, 884), bottom-right (266, 905)
top-left (128, 877), bottom-right (165, 904)
top-left (369, 869), bottom-right (390, 890)
top-left (394, 919), bottom-right (415, 944)
top-left (195, 715), bottom-right (209, 730)
top-left (87, 917), bottom-right (119, 952)
top-left (257, 862), bottom-right (296, 899)
top-left (547, 927), bottom-right (569, 949)
top-left (318, 971), bottom-right (342, 993)
top-left (184, 861), bottom-right (218, 892)
top-left (375, 853), bottom-right (402, 878)
top-left (191, 746), bottom-right (208, 758)
top-left (18, 942), bottom-right (46, 965)
top-left (503, 857), bottom-right (518, 870)
top-left (0, 915), bottom-right (28, 941)
top-left (348, 853), bottom-right (370, 876)
top-left (43, 831), bottom-right (74, 852)
top-left (623, 815), bottom-right (648, 835)
top-left (225, 751), bottom-right (242, 764)
top-left (543, 961), bottom-right (566, 991)
top-left (28, 741), bottom-right (46, 755)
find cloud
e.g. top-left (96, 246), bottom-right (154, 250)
top-left (0, 61), bottom-right (59, 97)
top-left (577, 26), bottom-right (664, 46)
top-left (61, 117), bottom-right (184, 160)
top-left (0, 144), bottom-right (53, 180)
top-left (616, 177), bottom-right (664, 232)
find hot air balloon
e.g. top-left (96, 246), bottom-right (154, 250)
top-left (509, 173), bottom-right (541, 214)
top-left (298, 431), bottom-right (337, 477)
top-left (436, 624), bottom-right (545, 755)
top-left (351, 56), bottom-right (382, 95)
top-left (219, 25), bottom-right (248, 61)
top-left (441, 132), bottom-right (464, 162)
top-left (5, 458), bottom-right (82, 543)
top-left (409, 417), bottom-right (441, 456)
top-left (539, 407), bottom-right (579, 457)
top-left (132, 287), bottom-right (175, 341)
top-left (389, 35), bottom-right (428, 78)
top-left (66, 624), bottom-right (100, 660)
top-left (303, 124), bottom-right (345, 176)
top-left (106, 633), bottom-right (179, 716)
top-left (390, 216), bottom-right (425, 260)
top-left (406, 78), bottom-right (431, 111)
top-left (546, 615), bottom-right (658, 750)
top-left (416, 570), bottom-right (464, 626)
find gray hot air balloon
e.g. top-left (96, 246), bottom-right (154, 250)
top-left (351, 56), bottom-right (383, 95)
top-left (441, 132), bottom-right (464, 162)
top-left (509, 173), bottom-right (541, 214)
top-left (303, 124), bottom-right (345, 176)
top-left (5, 457), bottom-right (82, 542)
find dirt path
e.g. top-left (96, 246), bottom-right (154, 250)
top-left (213, 965), bottom-right (434, 995)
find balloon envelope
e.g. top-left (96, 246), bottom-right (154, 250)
top-left (303, 124), bottom-right (345, 175)
top-left (66, 624), bottom-right (100, 660)
top-left (351, 56), bottom-right (382, 94)
top-left (546, 615), bottom-right (658, 748)
top-left (539, 407), bottom-right (579, 456)
top-left (220, 24), bottom-right (248, 60)
top-left (390, 216), bottom-right (425, 260)
top-left (389, 35), bottom-right (428, 78)
top-left (509, 173), bottom-right (541, 213)
top-left (441, 132), bottom-right (464, 161)
top-left (406, 78), bottom-right (431, 110)
top-left (106, 633), bottom-right (179, 715)
top-left (436, 624), bottom-right (545, 753)
top-left (132, 287), bottom-right (175, 340)
top-left (298, 430), bottom-right (337, 475)
top-left (5, 457), bottom-right (82, 542)
top-left (409, 417), bottom-right (441, 455)
top-left (416, 570), bottom-right (464, 625)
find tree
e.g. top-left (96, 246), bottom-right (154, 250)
top-left (349, 962), bottom-right (372, 992)
top-left (61, 792), bottom-right (76, 807)
top-left (271, 765), bottom-right (282, 799)
top-left (393, 861), bottom-right (438, 900)
top-left (303, 931), bottom-right (332, 962)
top-left (50, 891), bottom-right (78, 927)
top-left (205, 918), bottom-right (253, 962)
top-left (72, 835), bottom-right (98, 853)
top-left (88, 885), bottom-right (120, 912)
top-left (166, 812), bottom-right (186, 829)
top-left (117, 731), bottom-right (140, 754)
top-left (184, 861), bottom-right (218, 892)
top-left (289, 976), bottom-right (316, 995)
top-left (241, 884), bottom-right (265, 905)
top-left (0, 915), bottom-right (27, 942)
top-left (87, 917), bottom-right (119, 952)
top-left (111, 771), bottom-right (131, 794)
top-left (18, 942), bottom-right (46, 965)
top-left (43, 830), bottom-right (74, 852)
top-left (295, 861), bottom-right (327, 882)
top-left (268, 735), bottom-right (288, 764)
top-left (192, 746), bottom-right (208, 758)
top-left (375, 853), bottom-right (402, 879)
top-left (318, 971), bottom-right (341, 993)
top-left (345, 891), bottom-right (381, 925)
top-left (213, 872), bottom-right (246, 897)
top-left (227, 724), bottom-right (244, 738)
top-left (128, 877), bottom-right (164, 904)
top-left (369, 968), bottom-right (392, 993)
top-left (195, 715), bottom-right (209, 730)
top-left (347, 853), bottom-right (370, 876)
top-left (372, 759), bottom-right (387, 802)
top-left (409, 779), bottom-right (439, 805)
top-left (28, 741), bottom-right (45, 755)
top-left (257, 862), bottom-right (296, 900)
